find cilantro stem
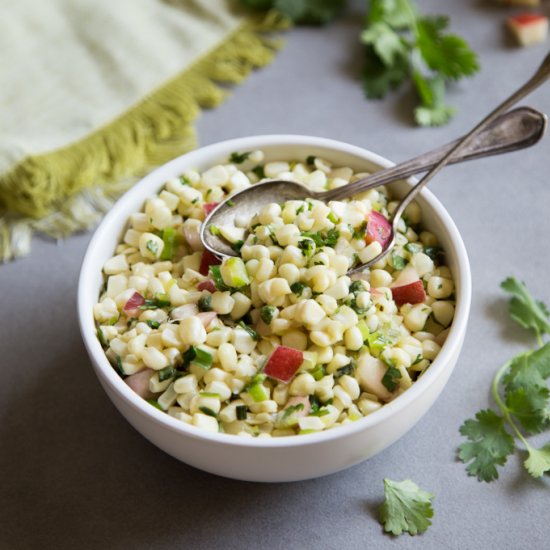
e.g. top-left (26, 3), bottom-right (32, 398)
top-left (491, 360), bottom-right (531, 450)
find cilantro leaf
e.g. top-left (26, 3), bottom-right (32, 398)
top-left (382, 365), bottom-right (401, 392)
top-left (361, 0), bottom-right (479, 126)
top-left (501, 277), bottom-right (550, 340)
top-left (229, 151), bottom-right (252, 164)
top-left (458, 409), bottom-right (515, 482)
top-left (524, 442), bottom-right (550, 478)
top-left (367, 0), bottom-right (415, 29)
top-left (416, 16), bottom-right (479, 80)
top-left (502, 345), bottom-right (550, 434)
top-left (379, 478), bottom-right (434, 536)
top-left (361, 46), bottom-right (409, 99)
top-left (361, 22), bottom-right (408, 67)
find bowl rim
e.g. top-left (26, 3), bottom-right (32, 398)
top-left (78, 134), bottom-right (471, 449)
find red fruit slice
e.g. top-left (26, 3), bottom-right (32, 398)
top-left (203, 202), bottom-right (219, 216)
top-left (365, 210), bottom-right (392, 248)
top-left (390, 267), bottom-right (426, 306)
top-left (123, 292), bottom-right (145, 317)
top-left (507, 12), bottom-right (548, 47)
top-left (264, 346), bottom-right (304, 383)
top-left (125, 368), bottom-right (154, 398)
top-left (199, 250), bottom-right (221, 276)
top-left (197, 279), bottom-right (216, 293)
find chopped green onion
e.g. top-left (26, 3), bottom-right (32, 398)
top-left (209, 226), bottom-right (221, 237)
top-left (236, 405), bottom-right (247, 420)
top-left (352, 221), bottom-right (367, 240)
top-left (366, 331), bottom-right (392, 355)
top-left (260, 305), bottom-right (277, 325)
top-left (180, 175), bottom-right (191, 185)
top-left (146, 239), bottom-right (159, 256)
top-left (391, 253), bottom-right (407, 270)
top-left (114, 356), bottom-right (124, 376)
top-left (158, 365), bottom-right (176, 382)
top-left (232, 240), bottom-right (244, 253)
top-left (306, 155), bottom-right (316, 166)
top-left (160, 227), bottom-right (177, 260)
top-left (198, 294), bottom-right (212, 312)
top-left (199, 406), bottom-right (218, 418)
top-left (357, 319), bottom-right (370, 341)
top-left (96, 326), bottom-right (107, 348)
top-left (140, 294), bottom-right (171, 309)
top-left (424, 245), bottom-right (444, 262)
top-left (252, 165), bottom-right (265, 179)
top-left (301, 228), bottom-right (340, 248)
top-left (200, 392), bottom-right (220, 398)
top-left (248, 382), bottom-right (269, 402)
top-left (310, 364), bottom-right (326, 381)
top-left (209, 265), bottom-right (229, 291)
top-left (404, 242), bottom-right (423, 254)
top-left (290, 282), bottom-right (308, 296)
top-left (278, 403), bottom-right (305, 427)
top-left (146, 320), bottom-right (161, 329)
top-left (220, 257), bottom-right (250, 288)
top-left (349, 280), bottom-right (365, 294)
top-left (238, 321), bottom-right (259, 341)
top-left (327, 211), bottom-right (339, 224)
top-left (183, 346), bottom-right (213, 370)
top-left (229, 151), bottom-right (252, 164)
top-left (298, 238), bottom-right (316, 257)
top-left (146, 399), bottom-right (163, 410)
top-left (382, 365), bottom-right (402, 392)
top-left (226, 199), bottom-right (235, 207)
top-left (334, 362), bottom-right (355, 379)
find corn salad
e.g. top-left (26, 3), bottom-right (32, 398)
top-left (94, 151), bottom-right (455, 437)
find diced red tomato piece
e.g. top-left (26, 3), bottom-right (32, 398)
top-left (365, 210), bottom-right (392, 248)
top-left (264, 346), bottom-right (304, 383)
top-left (197, 279), bottom-right (216, 293)
top-left (199, 250), bottom-right (221, 276)
top-left (203, 202), bottom-right (219, 216)
top-left (123, 292), bottom-right (145, 317)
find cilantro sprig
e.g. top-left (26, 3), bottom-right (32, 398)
top-left (458, 277), bottom-right (550, 482)
top-left (361, 0), bottom-right (479, 126)
top-left (379, 478), bottom-right (434, 536)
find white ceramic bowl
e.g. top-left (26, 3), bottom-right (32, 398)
top-left (78, 135), bottom-right (471, 482)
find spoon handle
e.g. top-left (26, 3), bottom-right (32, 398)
top-left (317, 106), bottom-right (546, 203)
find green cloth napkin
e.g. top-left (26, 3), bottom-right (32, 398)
top-left (0, 0), bottom-right (283, 261)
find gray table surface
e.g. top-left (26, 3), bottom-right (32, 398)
top-left (2, 1), bottom-right (550, 548)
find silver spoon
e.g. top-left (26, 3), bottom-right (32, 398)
top-left (357, 50), bottom-right (550, 273)
top-left (201, 106), bottom-right (546, 263)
